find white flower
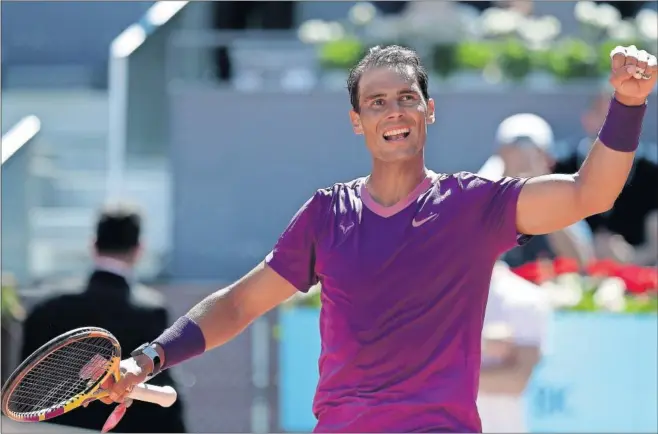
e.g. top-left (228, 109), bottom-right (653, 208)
top-left (593, 277), bottom-right (627, 312)
top-left (398, 2), bottom-right (463, 42)
top-left (518, 15), bottom-right (562, 45)
top-left (595, 3), bottom-right (622, 29)
top-left (481, 7), bottom-right (525, 37)
top-left (574, 1), bottom-right (599, 26)
top-left (298, 20), bottom-right (345, 44)
top-left (325, 21), bottom-right (346, 41)
top-left (541, 280), bottom-right (583, 309)
top-left (298, 20), bottom-right (327, 44)
top-left (349, 2), bottom-right (376, 27)
top-left (636, 8), bottom-right (658, 40)
top-left (608, 19), bottom-right (638, 41)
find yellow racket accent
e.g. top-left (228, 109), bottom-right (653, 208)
top-left (1, 327), bottom-right (176, 423)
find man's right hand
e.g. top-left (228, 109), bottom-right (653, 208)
top-left (98, 356), bottom-right (153, 405)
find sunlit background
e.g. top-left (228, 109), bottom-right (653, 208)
top-left (1, 1), bottom-right (657, 433)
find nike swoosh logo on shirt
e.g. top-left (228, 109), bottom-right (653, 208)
top-left (412, 214), bottom-right (437, 227)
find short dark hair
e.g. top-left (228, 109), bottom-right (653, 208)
top-left (94, 202), bottom-right (142, 255)
top-left (347, 45), bottom-right (430, 112)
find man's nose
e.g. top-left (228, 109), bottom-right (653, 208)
top-left (385, 101), bottom-right (404, 120)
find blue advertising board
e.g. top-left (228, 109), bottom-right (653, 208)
top-left (278, 309), bottom-right (657, 433)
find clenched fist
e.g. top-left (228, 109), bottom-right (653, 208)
top-left (609, 45), bottom-right (657, 106)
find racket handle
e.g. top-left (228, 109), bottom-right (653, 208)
top-left (128, 384), bottom-right (178, 407)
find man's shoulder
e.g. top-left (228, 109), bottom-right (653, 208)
top-left (305, 177), bottom-right (365, 207)
top-left (441, 170), bottom-right (511, 191)
top-left (316, 177), bottom-right (364, 195)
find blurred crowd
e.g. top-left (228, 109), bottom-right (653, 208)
top-left (487, 90), bottom-right (657, 271)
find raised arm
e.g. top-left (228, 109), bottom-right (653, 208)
top-left (516, 45), bottom-right (657, 236)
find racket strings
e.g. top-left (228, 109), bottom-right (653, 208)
top-left (7, 336), bottom-right (117, 415)
top-left (14, 345), bottom-right (109, 394)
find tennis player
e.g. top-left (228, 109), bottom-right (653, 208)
top-left (105, 44), bottom-right (656, 432)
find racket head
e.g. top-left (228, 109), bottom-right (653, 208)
top-left (1, 327), bottom-right (121, 422)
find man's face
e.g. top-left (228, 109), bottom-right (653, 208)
top-left (349, 66), bottom-right (435, 163)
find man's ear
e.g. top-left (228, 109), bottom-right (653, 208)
top-left (427, 98), bottom-right (436, 125)
top-left (349, 110), bottom-right (364, 135)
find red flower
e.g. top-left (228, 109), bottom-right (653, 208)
top-left (616, 265), bottom-right (658, 294)
top-left (511, 261), bottom-right (542, 284)
top-left (553, 257), bottom-right (579, 275)
top-left (511, 259), bottom-right (554, 284)
top-left (586, 259), bottom-right (622, 278)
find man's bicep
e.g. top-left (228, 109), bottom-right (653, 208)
top-left (264, 189), bottom-right (328, 292)
top-left (474, 175), bottom-right (529, 254)
top-left (232, 189), bottom-right (328, 319)
top-left (516, 173), bottom-right (593, 235)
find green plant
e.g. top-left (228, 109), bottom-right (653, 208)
top-left (430, 43), bottom-right (459, 78)
top-left (546, 37), bottom-right (601, 81)
top-left (319, 38), bottom-right (366, 71)
top-left (497, 38), bottom-right (533, 81)
top-left (455, 40), bottom-right (496, 72)
top-left (1, 274), bottom-right (25, 324)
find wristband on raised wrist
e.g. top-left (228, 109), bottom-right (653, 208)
top-left (598, 96), bottom-right (647, 153)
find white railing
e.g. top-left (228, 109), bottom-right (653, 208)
top-left (1, 116), bottom-right (43, 284)
top-left (1, 115), bottom-right (41, 165)
top-left (107, 1), bottom-right (188, 198)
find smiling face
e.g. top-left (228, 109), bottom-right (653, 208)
top-left (349, 65), bottom-right (435, 163)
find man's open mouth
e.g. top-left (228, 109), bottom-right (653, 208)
top-left (383, 128), bottom-right (411, 142)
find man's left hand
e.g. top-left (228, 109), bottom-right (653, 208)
top-left (609, 45), bottom-right (657, 106)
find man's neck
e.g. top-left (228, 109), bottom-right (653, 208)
top-left (94, 256), bottom-right (133, 280)
top-left (366, 157), bottom-right (428, 207)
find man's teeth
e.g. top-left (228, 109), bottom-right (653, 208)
top-left (384, 128), bottom-right (410, 137)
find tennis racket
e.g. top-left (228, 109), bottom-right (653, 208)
top-left (1, 327), bottom-right (177, 424)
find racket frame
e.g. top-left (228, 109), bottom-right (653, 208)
top-left (1, 327), bottom-right (122, 422)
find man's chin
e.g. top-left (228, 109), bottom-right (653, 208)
top-left (374, 145), bottom-right (423, 163)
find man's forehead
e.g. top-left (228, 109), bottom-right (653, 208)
top-left (359, 65), bottom-right (419, 97)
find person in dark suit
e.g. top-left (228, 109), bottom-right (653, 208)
top-left (19, 203), bottom-right (187, 432)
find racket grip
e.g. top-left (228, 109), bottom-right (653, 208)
top-left (127, 384), bottom-right (178, 408)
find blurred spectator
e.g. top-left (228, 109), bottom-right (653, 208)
top-left (19, 203), bottom-right (187, 433)
top-left (372, 1), bottom-right (408, 15)
top-left (480, 113), bottom-right (595, 269)
top-left (212, 1), bottom-right (295, 82)
top-left (478, 261), bottom-right (551, 433)
top-left (460, 0), bottom-right (533, 15)
top-left (596, 1), bottom-right (647, 18)
top-left (553, 92), bottom-right (658, 266)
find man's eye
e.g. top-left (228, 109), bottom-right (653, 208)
top-left (372, 99), bottom-right (384, 106)
top-left (400, 94), bottom-right (415, 101)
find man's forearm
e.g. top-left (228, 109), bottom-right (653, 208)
top-left (149, 288), bottom-right (249, 369)
top-left (146, 262), bottom-right (296, 372)
top-left (186, 287), bottom-right (253, 350)
top-left (575, 94), bottom-right (645, 213)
